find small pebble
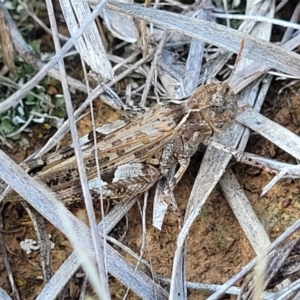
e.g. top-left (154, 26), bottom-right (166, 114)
top-left (282, 199), bottom-right (291, 208)
top-left (204, 263), bottom-right (211, 270)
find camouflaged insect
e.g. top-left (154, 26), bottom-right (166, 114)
top-left (6, 81), bottom-right (237, 216)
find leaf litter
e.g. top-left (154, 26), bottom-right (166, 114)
top-left (1, 0), bottom-right (300, 299)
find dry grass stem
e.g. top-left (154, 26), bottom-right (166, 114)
top-left (1, 0), bottom-right (300, 298)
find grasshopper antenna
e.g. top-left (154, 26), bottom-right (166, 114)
top-left (226, 37), bottom-right (245, 88)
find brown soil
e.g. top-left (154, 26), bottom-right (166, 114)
top-left (2, 2), bottom-right (300, 298)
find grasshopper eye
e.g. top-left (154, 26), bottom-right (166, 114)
top-left (210, 92), bottom-right (228, 113)
top-left (211, 92), bottom-right (225, 107)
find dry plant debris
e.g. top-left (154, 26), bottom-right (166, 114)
top-left (1, 0), bottom-right (300, 299)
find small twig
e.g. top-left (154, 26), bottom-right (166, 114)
top-left (22, 203), bottom-right (52, 283)
top-left (208, 140), bottom-right (275, 173)
top-left (177, 6), bottom-right (211, 98)
top-left (158, 276), bottom-right (274, 298)
top-left (103, 234), bottom-right (150, 268)
top-left (0, 227), bottom-right (24, 234)
top-left (5, 114), bottom-right (34, 138)
top-left (46, 0), bottom-right (110, 297)
top-left (139, 31), bottom-right (168, 106)
top-left (140, 192), bottom-right (148, 256)
top-left (82, 43), bottom-right (108, 276)
top-left (220, 168), bottom-right (271, 254)
top-left (237, 108), bottom-right (300, 161)
top-left (124, 193), bottom-right (149, 300)
top-left (78, 275), bottom-right (88, 300)
top-left (0, 214), bottom-right (21, 300)
top-left (211, 13), bottom-right (300, 30)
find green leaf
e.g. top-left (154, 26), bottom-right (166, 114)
top-left (25, 93), bottom-right (36, 103)
top-left (51, 106), bottom-right (66, 118)
top-left (1, 118), bottom-right (16, 134)
top-left (29, 40), bottom-right (42, 57)
top-left (54, 95), bottom-right (65, 108)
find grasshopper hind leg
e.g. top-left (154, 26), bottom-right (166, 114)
top-left (88, 163), bottom-right (161, 199)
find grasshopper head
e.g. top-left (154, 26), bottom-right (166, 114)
top-left (190, 81), bottom-right (237, 133)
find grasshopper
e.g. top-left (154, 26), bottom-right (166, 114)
top-left (5, 81), bottom-right (237, 218)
